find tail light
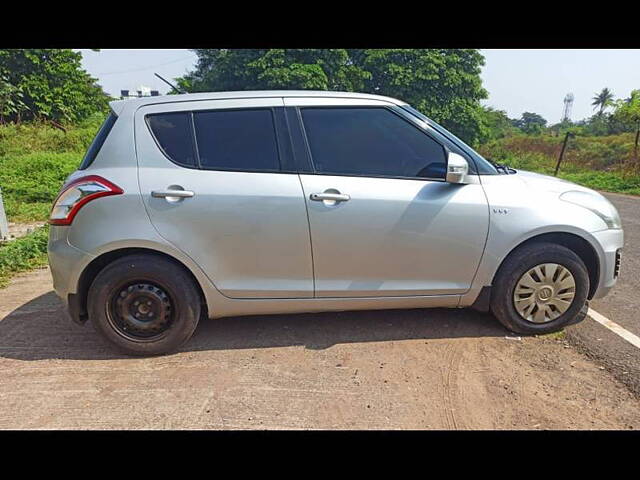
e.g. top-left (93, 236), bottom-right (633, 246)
top-left (49, 175), bottom-right (123, 226)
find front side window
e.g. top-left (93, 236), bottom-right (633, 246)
top-left (400, 105), bottom-right (498, 175)
top-left (146, 112), bottom-right (197, 167)
top-left (193, 109), bottom-right (280, 172)
top-left (301, 107), bottom-right (447, 179)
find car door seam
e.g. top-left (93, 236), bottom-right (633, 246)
top-left (283, 99), bottom-right (316, 297)
top-left (296, 177), bottom-right (317, 297)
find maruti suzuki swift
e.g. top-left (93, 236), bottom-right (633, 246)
top-left (47, 91), bottom-right (623, 356)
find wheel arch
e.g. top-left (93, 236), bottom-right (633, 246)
top-left (72, 247), bottom-right (209, 324)
top-left (491, 231), bottom-right (600, 300)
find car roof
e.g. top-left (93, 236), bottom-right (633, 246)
top-left (109, 90), bottom-right (407, 115)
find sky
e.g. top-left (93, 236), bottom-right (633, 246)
top-left (78, 49), bottom-right (640, 124)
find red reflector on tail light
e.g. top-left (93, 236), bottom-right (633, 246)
top-left (49, 175), bottom-right (123, 226)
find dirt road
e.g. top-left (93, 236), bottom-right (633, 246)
top-left (1, 267), bottom-right (639, 429)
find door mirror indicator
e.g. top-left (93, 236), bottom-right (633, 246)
top-left (446, 152), bottom-right (469, 184)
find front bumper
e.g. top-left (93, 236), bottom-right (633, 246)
top-left (591, 228), bottom-right (624, 299)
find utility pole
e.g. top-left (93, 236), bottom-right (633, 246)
top-left (554, 131), bottom-right (574, 176)
top-left (635, 122), bottom-right (639, 167)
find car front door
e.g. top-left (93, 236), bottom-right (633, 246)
top-left (286, 98), bottom-right (489, 298)
top-left (135, 98), bottom-right (313, 299)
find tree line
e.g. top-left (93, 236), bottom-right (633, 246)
top-left (0, 50), bottom-right (109, 126)
top-left (482, 87), bottom-right (640, 139)
top-left (1, 49), bottom-right (638, 152)
top-left (1, 49), bottom-right (490, 144)
top-left (175, 49), bottom-right (489, 145)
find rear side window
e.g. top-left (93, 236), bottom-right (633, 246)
top-left (193, 109), bottom-right (280, 172)
top-left (146, 112), bottom-right (197, 167)
top-left (301, 107), bottom-right (447, 180)
top-left (79, 112), bottom-right (117, 170)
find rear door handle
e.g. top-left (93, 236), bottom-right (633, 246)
top-left (310, 193), bottom-right (350, 202)
top-left (151, 189), bottom-right (195, 198)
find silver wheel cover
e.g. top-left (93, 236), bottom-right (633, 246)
top-left (513, 263), bottom-right (576, 323)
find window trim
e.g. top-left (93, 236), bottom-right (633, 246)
top-left (285, 106), bottom-right (314, 173)
top-left (296, 105), bottom-right (449, 182)
top-left (189, 111), bottom-right (202, 169)
top-left (145, 111), bottom-right (199, 169)
top-left (79, 112), bottom-right (118, 170)
top-left (145, 107), bottom-right (289, 174)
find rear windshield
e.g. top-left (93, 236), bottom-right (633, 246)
top-left (79, 112), bottom-right (117, 170)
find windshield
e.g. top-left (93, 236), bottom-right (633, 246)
top-left (400, 105), bottom-right (498, 175)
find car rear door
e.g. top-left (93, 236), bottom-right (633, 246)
top-left (285, 97), bottom-right (489, 298)
top-left (135, 98), bottom-right (313, 299)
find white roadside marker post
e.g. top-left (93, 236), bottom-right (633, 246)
top-left (0, 186), bottom-right (9, 241)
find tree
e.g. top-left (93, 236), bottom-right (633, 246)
top-left (0, 49), bottom-right (110, 124)
top-left (0, 74), bottom-right (28, 123)
top-left (353, 49), bottom-right (488, 145)
top-left (177, 49), bottom-right (488, 145)
top-left (592, 87), bottom-right (615, 116)
top-left (513, 112), bottom-right (547, 134)
top-left (611, 90), bottom-right (640, 169)
top-left (478, 106), bottom-right (520, 141)
top-left (177, 49), bottom-right (370, 93)
top-left (549, 118), bottom-right (577, 137)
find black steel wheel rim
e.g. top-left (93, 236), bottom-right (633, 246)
top-left (106, 281), bottom-right (175, 342)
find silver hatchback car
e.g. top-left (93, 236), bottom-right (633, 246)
top-left (48, 90), bottom-right (623, 356)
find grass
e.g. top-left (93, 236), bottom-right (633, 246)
top-left (0, 152), bottom-right (82, 221)
top-left (559, 171), bottom-right (640, 196)
top-left (537, 330), bottom-right (567, 341)
top-left (0, 225), bottom-right (49, 288)
top-left (479, 135), bottom-right (640, 196)
top-left (0, 114), bottom-right (104, 222)
top-left (0, 113), bottom-right (105, 158)
top-left (0, 114), bottom-right (104, 287)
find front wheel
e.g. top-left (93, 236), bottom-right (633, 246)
top-left (490, 242), bottom-right (590, 335)
top-left (87, 254), bottom-right (201, 356)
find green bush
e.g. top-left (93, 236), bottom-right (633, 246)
top-left (0, 114), bottom-right (102, 222)
top-left (560, 171), bottom-right (640, 196)
top-left (0, 152), bottom-right (81, 221)
top-left (478, 139), bottom-right (640, 196)
top-left (0, 225), bottom-right (49, 287)
top-left (0, 112), bottom-right (104, 157)
top-left (479, 133), bottom-right (636, 171)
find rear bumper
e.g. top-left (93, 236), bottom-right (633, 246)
top-left (66, 293), bottom-right (86, 325)
top-left (591, 228), bottom-right (624, 299)
top-left (47, 225), bottom-right (93, 307)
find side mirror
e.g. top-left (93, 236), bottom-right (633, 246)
top-left (446, 152), bottom-right (469, 184)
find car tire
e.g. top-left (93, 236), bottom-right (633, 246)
top-left (88, 253), bottom-right (201, 356)
top-left (490, 242), bottom-right (590, 335)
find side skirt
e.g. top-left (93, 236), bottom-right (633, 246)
top-left (208, 294), bottom-right (462, 319)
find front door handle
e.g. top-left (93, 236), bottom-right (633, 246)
top-left (310, 192), bottom-right (350, 202)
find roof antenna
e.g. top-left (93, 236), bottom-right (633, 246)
top-left (154, 73), bottom-right (185, 94)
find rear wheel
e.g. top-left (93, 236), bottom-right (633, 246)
top-left (88, 254), bottom-right (201, 356)
top-left (490, 242), bottom-right (589, 334)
